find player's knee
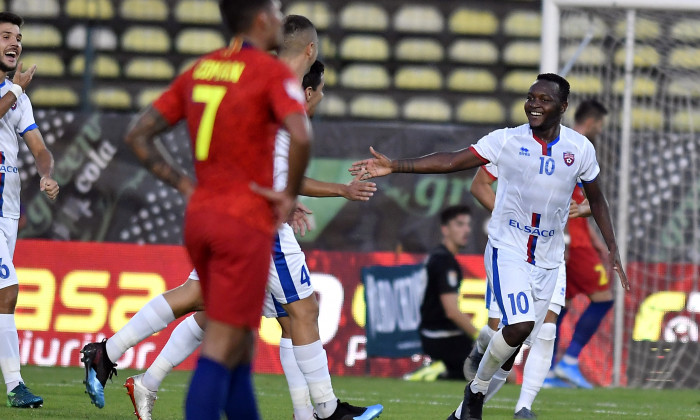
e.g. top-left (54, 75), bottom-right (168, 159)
top-left (537, 322), bottom-right (557, 341)
top-left (503, 321), bottom-right (534, 345)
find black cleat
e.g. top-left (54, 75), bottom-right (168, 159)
top-left (315, 399), bottom-right (383, 420)
top-left (463, 346), bottom-right (484, 381)
top-left (446, 411), bottom-right (459, 420)
top-left (459, 381), bottom-right (485, 420)
top-left (513, 407), bottom-right (537, 419)
top-left (80, 339), bottom-right (117, 408)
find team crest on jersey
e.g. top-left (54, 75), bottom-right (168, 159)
top-left (563, 152), bottom-right (575, 166)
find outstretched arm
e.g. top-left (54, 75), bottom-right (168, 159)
top-left (349, 146), bottom-right (486, 179)
top-left (125, 106), bottom-right (196, 199)
top-left (301, 171), bottom-right (377, 201)
top-left (583, 178), bottom-right (630, 291)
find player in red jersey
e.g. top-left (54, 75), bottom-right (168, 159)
top-left (80, 1), bottom-right (311, 419)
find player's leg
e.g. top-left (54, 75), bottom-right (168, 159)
top-left (0, 218), bottom-right (42, 408)
top-left (275, 314), bottom-right (315, 420)
top-left (464, 284), bottom-right (500, 381)
top-left (125, 311), bottom-right (206, 420)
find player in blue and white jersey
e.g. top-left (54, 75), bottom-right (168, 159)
top-left (350, 73), bottom-right (629, 420)
top-left (0, 11), bottom-right (59, 409)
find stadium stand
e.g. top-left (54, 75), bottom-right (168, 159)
top-left (121, 0), bottom-right (169, 21)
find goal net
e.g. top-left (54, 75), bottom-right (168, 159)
top-left (542, 0), bottom-right (700, 388)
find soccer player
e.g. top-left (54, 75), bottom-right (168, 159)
top-left (349, 74), bottom-right (629, 420)
top-left (121, 0), bottom-right (312, 418)
top-left (0, 11), bottom-right (59, 409)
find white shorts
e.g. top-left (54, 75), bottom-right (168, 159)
top-left (262, 224), bottom-right (314, 318)
top-left (484, 241), bottom-right (558, 344)
top-left (0, 217), bottom-right (18, 290)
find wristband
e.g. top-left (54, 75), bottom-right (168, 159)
top-left (9, 84), bottom-right (23, 100)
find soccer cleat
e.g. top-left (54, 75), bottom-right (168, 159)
top-left (403, 360), bottom-right (445, 381)
top-left (80, 339), bottom-right (117, 408)
top-left (513, 407), bottom-right (537, 419)
top-left (554, 360), bottom-right (593, 389)
top-left (315, 399), bottom-right (383, 420)
top-left (6, 383), bottom-right (43, 408)
top-left (125, 374), bottom-right (157, 420)
top-left (542, 376), bottom-right (573, 389)
top-left (459, 381), bottom-right (484, 420)
top-left (463, 346), bottom-right (484, 381)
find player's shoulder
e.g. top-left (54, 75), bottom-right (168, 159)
top-left (560, 125), bottom-right (593, 150)
top-left (490, 123), bottom-right (530, 140)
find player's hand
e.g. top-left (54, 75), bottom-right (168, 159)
top-left (342, 170), bottom-right (377, 201)
top-left (12, 62), bottom-right (37, 91)
top-left (40, 176), bottom-right (59, 200)
top-left (609, 249), bottom-right (630, 291)
top-left (349, 146), bottom-right (392, 180)
top-left (288, 202), bottom-right (313, 237)
top-left (250, 182), bottom-right (296, 228)
top-left (568, 201), bottom-right (581, 219)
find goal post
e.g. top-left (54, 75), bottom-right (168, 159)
top-left (541, 0), bottom-right (700, 389)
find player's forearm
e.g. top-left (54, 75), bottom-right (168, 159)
top-left (284, 139), bottom-right (311, 198)
top-left (449, 312), bottom-right (479, 337)
top-left (589, 196), bottom-right (618, 254)
top-left (391, 149), bottom-right (481, 174)
top-left (300, 177), bottom-right (344, 198)
top-left (33, 148), bottom-right (54, 179)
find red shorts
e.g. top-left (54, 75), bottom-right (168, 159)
top-left (184, 210), bottom-right (272, 329)
top-left (565, 246), bottom-right (610, 299)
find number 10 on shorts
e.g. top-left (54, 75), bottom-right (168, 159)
top-left (507, 292), bottom-right (530, 315)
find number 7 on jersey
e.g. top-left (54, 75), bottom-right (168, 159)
top-left (192, 84), bottom-right (227, 160)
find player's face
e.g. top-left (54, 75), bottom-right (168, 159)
top-left (443, 214), bottom-right (471, 249)
top-left (304, 75), bottom-right (324, 118)
top-left (262, 0), bottom-right (284, 51)
top-left (525, 80), bottom-right (565, 130)
top-left (586, 117), bottom-right (605, 142)
top-left (0, 23), bottom-right (22, 73)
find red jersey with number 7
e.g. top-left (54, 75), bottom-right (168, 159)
top-left (153, 41), bottom-right (306, 236)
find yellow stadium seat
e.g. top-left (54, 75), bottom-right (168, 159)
top-left (668, 78), bottom-right (700, 98)
top-left (510, 99), bottom-right (529, 124)
top-left (125, 58), bottom-right (175, 80)
top-left (395, 38), bottom-right (444, 62)
top-left (456, 98), bottom-right (505, 124)
top-left (614, 45), bottom-right (659, 68)
top-left (394, 5), bottom-right (444, 33)
top-left (503, 11), bottom-right (541, 38)
top-left (121, 0), bottom-right (169, 21)
top-left (10, 0), bottom-right (60, 18)
top-left (669, 47), bottom-right (700, 69)
top-left (628, 108), bottom-right (663, 130)
top-left (448, 40), bottom-right (498, 64)
top-left (122, 26), bottom-right (170, 53)
top-left (561, 44), bottom-right (605, 66)
top-left (449, 8), bottom-right (498, 35)
top-left (615, 17), bottom-right (660, 40)
top-left (566, 75), bottom-right (603, 95)
top-left (319, 36), bottom-right (336, 59)
top-left (349, 94), bottom-right (398, 119)
top-left (91, 87), bottom-right (132, 109)
top-left (339, 35), bottom-right (389, 61)
top-left (176, 29), bottom-right (225, 55)
top-left (136, 87), bottom-right (166, 109)
top-left (175, 0), bottom-right (221, 24)
top-left (66, 0), bottom-right (114, 19)
top-left (503, 70), bottom-right (538, 93)
top-left (285, 2), bottom-right (333, 30)
top-left (70, 55), bottom-right (120, 78)
top-left (28, 86), bottom-right (79, 108)
top-left (339, 64), bottom-right (390, 89)
top-left (503, 41), bottom-right (541, 66)
top-left (339, 3), bottom-right (388, 31)
top-left (20, 53), bottom-right (63, 77)
top-left (317, 94), bottom-right (346, 117)
top-left (322, 65), bottom-right (337, 87)
top-left (612, 76), bottom-right (656, 96)
top-left (403, 97), bottom-right (451, 122)
top-left (671, 110), bottom-right (700, 132)
top-left (67, 25), bottom-right (118, 50)
top-left (19, 24), bottom-right (62, 48)
top-left (447, 69), bottom-right (497, 93)
top-left (560, 15), bottom-right (607, 39)
top-left (671, 19), bottom-right (700, 41)
top-left (395, 66), bottom-right (442, 90)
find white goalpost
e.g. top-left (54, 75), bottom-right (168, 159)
top-left (541, 0), bottom-right (700, 388)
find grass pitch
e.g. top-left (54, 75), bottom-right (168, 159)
top-left (1, 365), bottom-right (698, 419)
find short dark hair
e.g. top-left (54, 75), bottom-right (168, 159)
top-left (279, 14), bottom-right (316, 56)
top-left (536, 73), bottom-right (570, 103)
top-left (0, 12), bottom-right (23, 27)
top-left (440, 205), bottom-right (471, 226)
top-left (574, 99), bottom-right (608, 124)
top-left (219, 0), bottom-right (272, 34)
top-left (302, 60), bottom-right (324, 91)
top-left (283, 15), bottom-right (315, 38)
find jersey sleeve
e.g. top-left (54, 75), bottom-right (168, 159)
top-left (483, 162), bottom-right (498, 179)
top-left (152, 70), bottom-right (191, 125)
top-left (578, 139), bottom-right (601, 183)
top-left (471, 129), bottom-right (507, 165)
top-left (16, 95), bottom-right (37, 136)
top-left (268, 63), bottom-right (306, 123)
top-left (427, 254), bottom-right (461, 295)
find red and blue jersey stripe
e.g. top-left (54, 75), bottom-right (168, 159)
top-left (0, 151), bottom-right (5, 218)
top-left (526, 212), bottom-right (541, 265)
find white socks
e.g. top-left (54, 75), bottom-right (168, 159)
top-left (471, 329), bottom-right (518, 395)
top-left (106, 295), bottom-right (175, 363)
top-left (280, 338), bottom-right (314, 420)
top-left (516, 322), bottom-right (556, 412)
top-left (476, 325), bottom-right (496, 354)
top-left (293, 340), bottom-right (337, 418)
top-left (484, 368), bottom-right (510, 403)
top-left (142, 314), bottom-right (204, 392)
top-left (0, 314), bottom-right (21, 393)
